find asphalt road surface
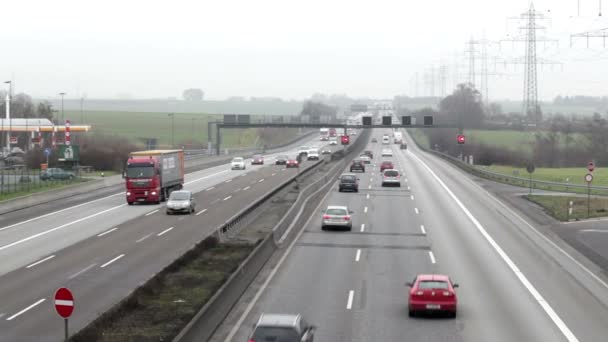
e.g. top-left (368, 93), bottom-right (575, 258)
top-left (215, 128), bottom-right (608, 342)
top-left (0, 133), bottom-right (349, 341)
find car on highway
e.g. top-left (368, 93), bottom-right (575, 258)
top-left (276, 155), bottom-right (288, 165)
top-left (307, 150), bottom-right (320, 160)
top-left (407, 274), bottom-right (458, 318)
top-left (286, 158), bottom-right (299, 168)
top-left (359, 155), bottom-right (371, 164)
top-left (252, 154), bottom-right (264, 165)
top-left (165, 190), bottom-right (196, 215)
top-left (350, 159), bottom-right (365, 173)
top-left (40, 167), bottom-right (76, 180)
top-left (381, 169), bottom-right (401, 187)
top-left (231, 157), bottom-right (246, 170)
top-left (380, 161), bottom-right (394, 172)
top-left (297, 146), bottom-right (310, 156)
top-left (321, 205), bottom-right (353, 231)
top-left (249, 313), bottom-right (316, 342)
top-left (381, 149), bottom-right (393, 157)
top-left (371, 137), bottom-right (378, 143)
top-left (400, 143), bottom-right (407, 150)
top-left (321, 148), bottom-right (332, 155)
top-left (329, 137), bottom-right (338, 145)
top-left (362, 150), bottom-right (374, 159)
top-left (382, 136), bottom-right (390, 144)
top-left (338, 173), bottom-right (359, 192)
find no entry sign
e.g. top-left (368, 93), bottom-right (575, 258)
top-left (54, 287), bottom-right (74, 318)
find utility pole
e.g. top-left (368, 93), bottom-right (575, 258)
top-left (465, 37), bottom-right (480, 87)
top-left (59, 92), bottom-right (66, 124)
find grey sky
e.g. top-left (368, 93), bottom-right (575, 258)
top-left (2, 0), bottom-right (607, 101)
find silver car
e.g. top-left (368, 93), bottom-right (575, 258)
top-left (166, 190), bottom-right (196, 214)
top-left (321, 205), bottom-right (353, 231)
top-left (381, 169), bottom-right (401, 187)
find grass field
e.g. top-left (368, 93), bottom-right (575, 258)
top-left (481, 165), bottom-right (608, 186)
top-left (526, 195), bottom-right (608, 221)
top-left (463, 129), bottom-right (588, 155)
top-left (64, 110), bottom-right (301, 149)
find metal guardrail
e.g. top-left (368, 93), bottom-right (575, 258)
top-left (413, 136), bottom-right (608, 196)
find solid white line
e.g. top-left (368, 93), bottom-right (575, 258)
top-left (223, 195), bottom-right (232, 201)
top-left (6, 299), bottom-right (46, 321)
top-left (243, 186), bottom-right (250, 191)
top-left (581, 229), bottom-right (608, 233)
top-left (409, 151), bottom-right (580, 342)
top-left (429, 251), bottom-right (436, 264)
top-left (411, 195), bottom-right (414, 200)
top-left (225, 179), bottom-right (232, 183)
top-left (414, 208), bottom-right (419, 214)
top-left (0, 204), bottom-right (126, 252)
top-left (258, 178), bottom-right (265, 183)
top-left (97, 227), bottom-right (118, 237)
top-left (68, 263), bottom-right (97, 279)
top-left (364, 207), bottom-right (368, 213)
top-left (135, 233), bottom-right (153, 243)
top-left (366, 194), bottom-right (370, 199)
top-left (355, 249), bottom-right (361, 262)
top-left (157, 227), bottom-right (174, 236)
top-left (26, 255), bottom-right (55, 269)
top-left (145, 209), bottom-right (158, 216)
top-left (195, 208), bottom-right (208, 216)
top-left (54, 300), bottom-right (73, 306)
top-left (206, 186), bottom-right (215, 191)
top-left (360, 223), bottom-right (365, 232)
top-left (100, 254), bottom-right (125, 268)
top-left (224, 177), bottom-right (334, 342)
top-left (346, 290), bottom-right (355, 310)
top-left (420, 225), bottom-right (426, 234)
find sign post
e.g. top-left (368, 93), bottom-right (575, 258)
top-left (54, 287), bottom-right (74, 342)
top-left (44, 148), bottom-right (51, 166)
top-left (585, 173), bottom-right (593, 218)
top-left (526, 163), bottom-right (535, 194)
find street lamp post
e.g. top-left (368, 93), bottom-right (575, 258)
top-left (168, 113), bottom-right (175, 148)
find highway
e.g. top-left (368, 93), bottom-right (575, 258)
top-left (216, 128), bottom-right (608, 342)
top-left (0, 134), bottom-right (344, 341)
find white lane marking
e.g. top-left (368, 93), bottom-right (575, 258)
top-left (414, 208), bottom-right (419, 214)
top-left (364, 207), bottom-right (368, 213)
top-left (411, 195), bottom-right (414, 200)
top-left (97, 227), bottom-right (118, 237)
top-left (241, 173), bottom-right (248, 177)
top-left (224, 179), bottom-right (334, 342)
top-left (55, 299), bottom-right (73, 306)
top-left (243, 186), bottom-right (250, 191)
top-left (195, 208), bottom-right (208, 216)
top-left (360, 224), bottom-right (365, 232)
top-left (420, 225), bottom-right (426, 234)
top-left (6, 299), bottom-right (46, 321)
top-left (223, 195), bottom-right (232, 201)
top-left (135, 233), bottom-right (153, 243)
top-left (370, 178), bottom-right (373, 183)
top-left (581, 229), bottom-right (608, 233)
top-left (225, 179), bottom-right (232, 183)
top-left (68, 263), bottom-right (97, 279)
top-left (407, 185), bottom-right (411, 190)
top-left (145, 210), bottom-right (158, 216)
top-left (206, 186), bottom-right (215, 191)
top-left (368, 185), bottom-right (372, 189)
top-left (100, 254), bottom-right (125, 268)
top-left (355, 249), bottom-right (361, 262)
top-left (272, 173), bottom-right (277, 176)
top-left (157, 227), bottom-right (174, 236)
top-left (366, 194), bottom-right (370, 199)
top-left (346, 290), bottom-right (355, 310)
top-left (281, 168), bottom-right (286, 171)
top-left (258, 178), bottom-right (265, 183)
top-left (26, 255), bottom-right (55, 269)
top-left (0, 204), bottom-right (125, 252)
top-left (409, 151), bottom-right (580, 342)
top-left (429, 251), bottom-right (436, 264)
top-left (405, 178), bottom-right (409, 182)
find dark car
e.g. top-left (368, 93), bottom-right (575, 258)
top-left (350, 159), bottom-right (365, 173)
top-left (400, 143), bottom-right (407, 150)
top-left (40, 168), bottom-right (76, 181)
top-left (371, 138), bottom-right (378, 143)
top-left (338, 173), bottom-right (359, 192)
top-left (252, 155), bottom-right (264, 165)
top-left (380, 161), bottom-right (394, 172)
top-left (249, 313), bottom-right (315, 342)
top-left (362, 150), bottom-right (374, 159)
top-left (276, 155), bottom-right (288, 165)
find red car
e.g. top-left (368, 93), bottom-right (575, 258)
top-left (286, 159), bottom-right (299, 168)
top-left (380, 161), bottom-right (394, 172)
top-left (407, 274), bottom-right (458, 318)
top-left (252, 155), bottom-right (264, 165)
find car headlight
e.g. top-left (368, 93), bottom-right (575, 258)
top-left (126, 192), bottom-right (131, 196)
top-left (151, 191), bottom-right (157, 195)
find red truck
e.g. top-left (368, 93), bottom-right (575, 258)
top-left (125, 150), bottom-right (185, 205)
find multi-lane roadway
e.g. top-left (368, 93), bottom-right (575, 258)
top-left (214, 129), bottom-right (608, 342)
top-left (0, 134), bottom-right (344, 341)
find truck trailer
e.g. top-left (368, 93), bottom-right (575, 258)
top-left (125, 150), bottom-right (185, 205)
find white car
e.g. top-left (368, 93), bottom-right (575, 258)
top-left (329, 137), bottom-right (338, 145)
top-left (381, 149), bottom-right (393, 157)
top-left (231, 157), bottom-right (246, 170)
top-left (382, 136), bottom-right (390, 144)
top-left (307, 150), bottom-right (320, 160)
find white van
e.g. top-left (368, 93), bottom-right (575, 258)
top-left (382, 136), bottom-right (390, 144)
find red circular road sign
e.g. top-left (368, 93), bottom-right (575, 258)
top-left (457, 134), bottom-right (465, 144)
top-left (54, 287), bottom-right (74, 318)
top-left (588, 161), bottom-right (595, 172)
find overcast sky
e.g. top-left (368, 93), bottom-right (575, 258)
top-left (2, 0), bottom-right (607, 101)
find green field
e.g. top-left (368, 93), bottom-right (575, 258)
top-left (64, 110), bottom-right (300, 149)
top-left (481, 165), bottom-right (608, 186)
top-left (526, 195), bottom-right (608, 221)
top-left (463, 129), bottom-right (588, 155)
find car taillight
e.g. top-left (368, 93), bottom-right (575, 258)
top-left (415, 291), bottom-right (424, 296)
top-left (443, 291), bottom-right (453, 296)
top-left (323, 215), bottom-right (331, 219)
top-left (343, 216), bottom-right (350, 221)
top-left (248, 340), bottom-right (255, 342)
